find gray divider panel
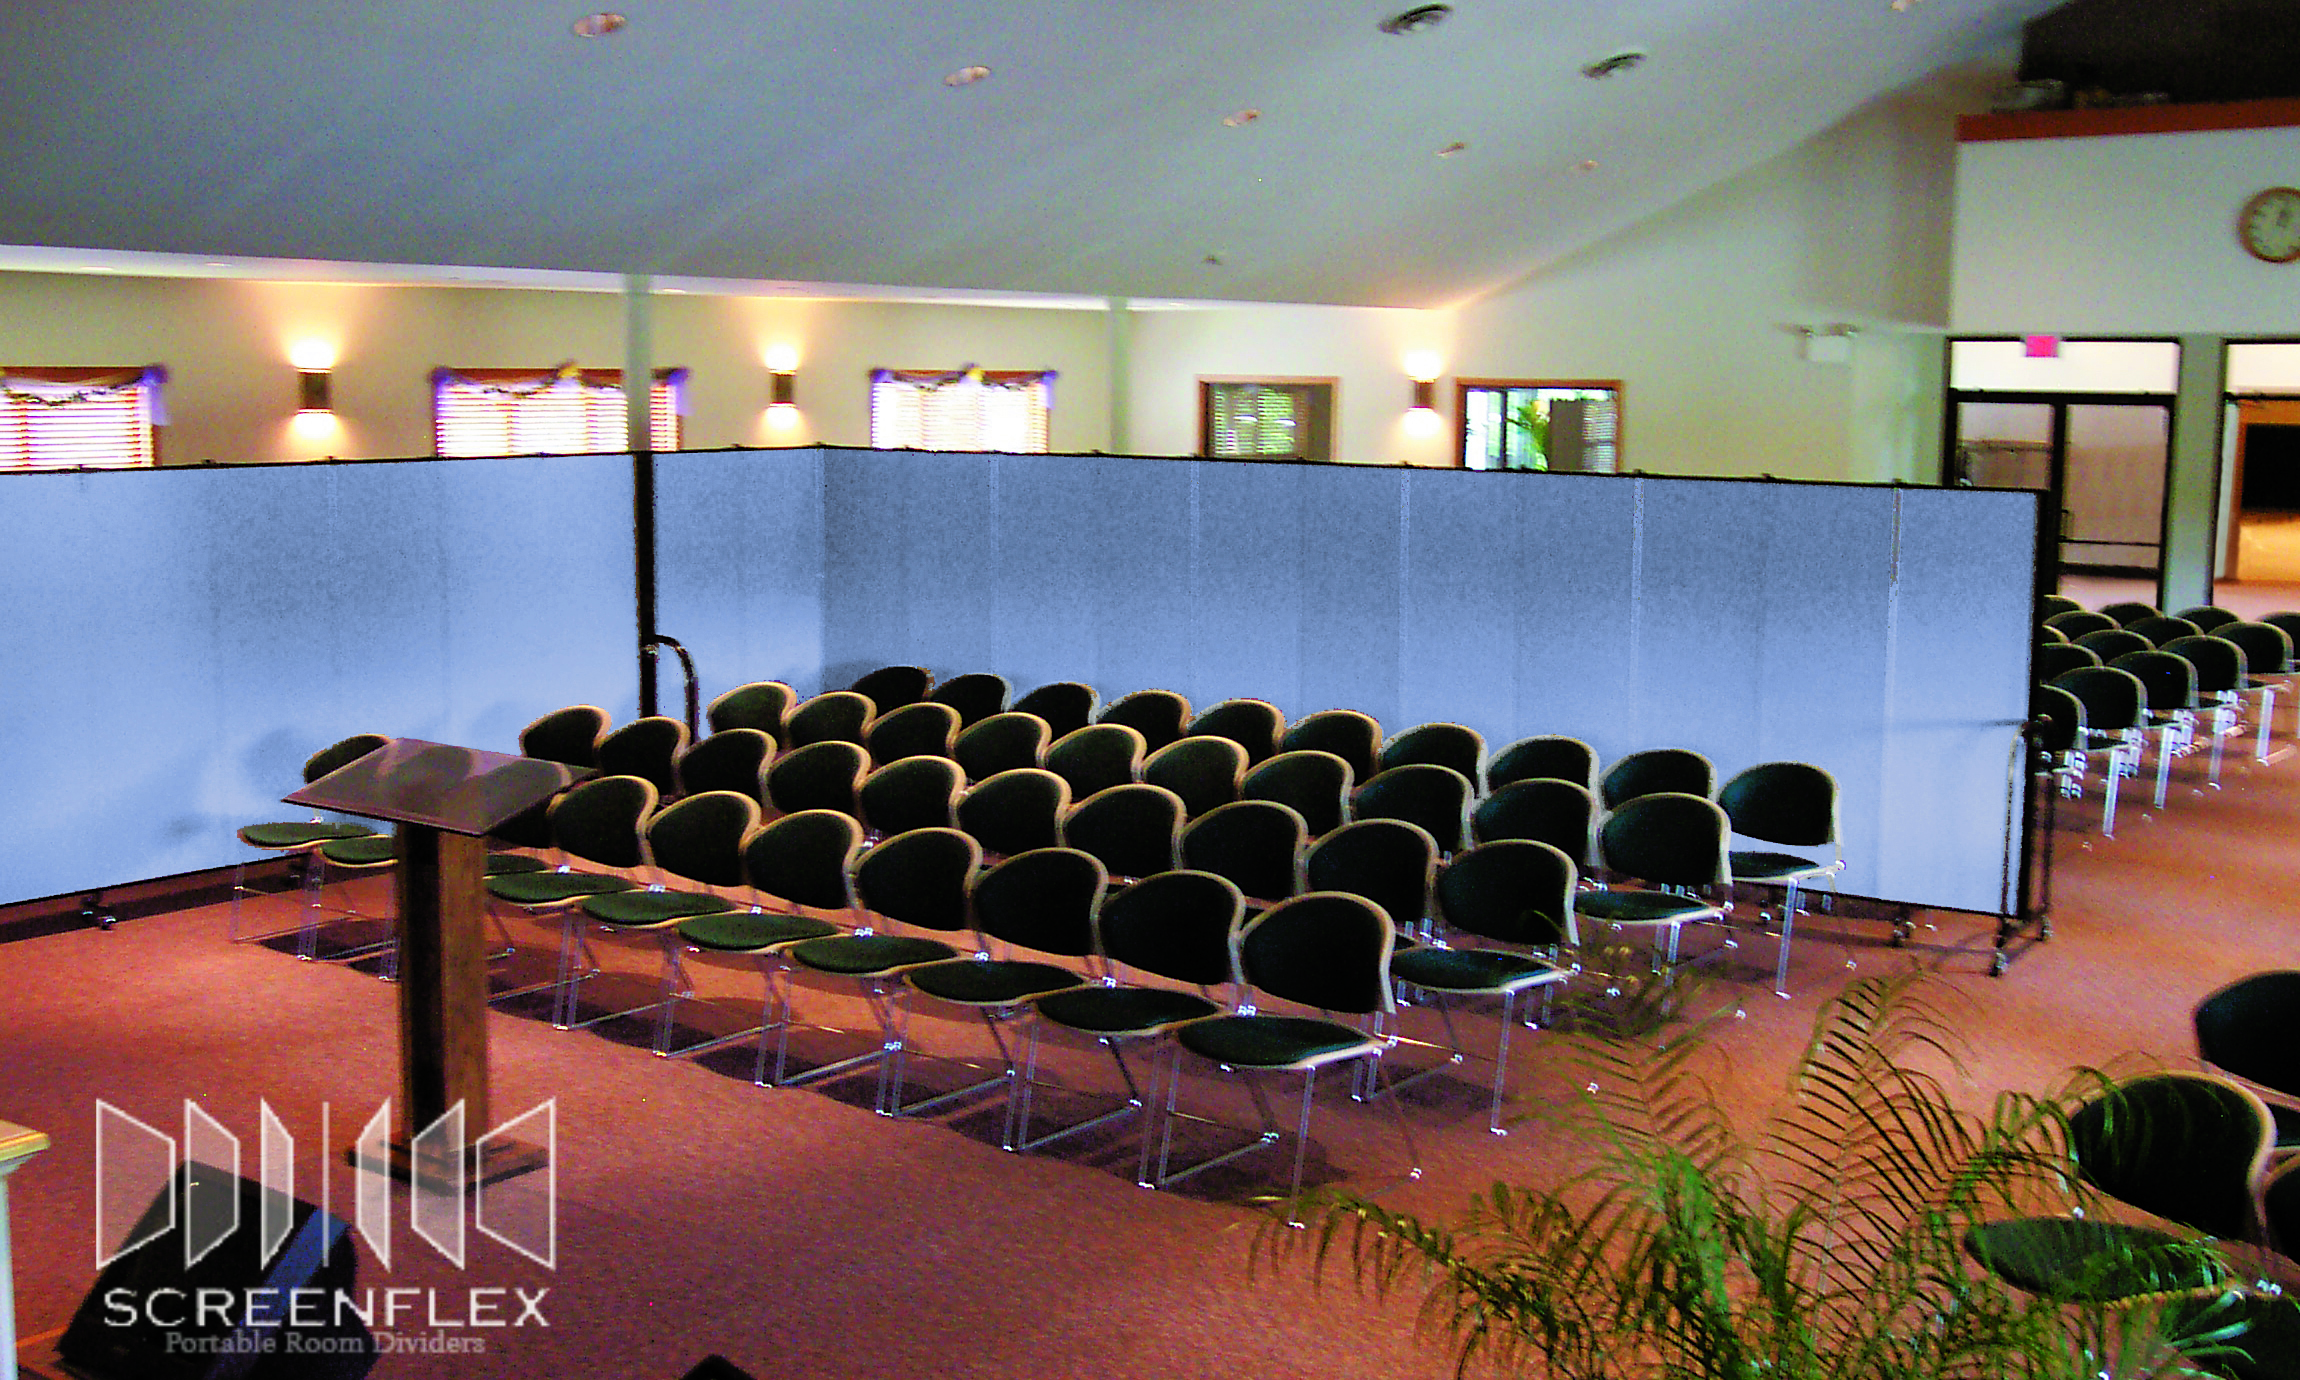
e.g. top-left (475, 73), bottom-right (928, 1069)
top-left (654, 448), bottom-right (826, 702)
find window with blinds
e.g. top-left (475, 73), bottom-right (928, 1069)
top-left (1199, 380), bottom-right (1334, 461)
top-left (1459, 381), bottom-right (1621, 473)
top-left (0, 368), bottom-right (161, 469)
top-left (869, 369), bottom-right (1053, 452)
top-left (432, 367), bottom-right (683, 457)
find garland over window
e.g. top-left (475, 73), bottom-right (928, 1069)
top-left (432, 363), bottom-right (685, 457)
top-left (1, 365), bottom-right (165, 469)
top-left (870, 367), bottom-right (1053, 453)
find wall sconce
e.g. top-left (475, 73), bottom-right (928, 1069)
top-left (766, 369), bottom-right (799, 428)
top-left (1404, 377), bottom-right (1443, 437)
top-left (297, 369), bottom-right (333, 413)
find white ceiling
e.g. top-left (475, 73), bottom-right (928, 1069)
top-left (0, 0), bottom-right (2056, 309)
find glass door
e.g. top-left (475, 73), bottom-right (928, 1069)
top-left (1949, 395), bottom-right (2171, 596)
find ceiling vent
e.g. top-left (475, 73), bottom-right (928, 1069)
top-left (1581, 49), bottom-right (1648, 79)
top-left (1379, 5), bottom-right (1453, 36)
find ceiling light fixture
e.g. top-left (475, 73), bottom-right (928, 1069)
top-left (1574, 159), bottom-right (1601, 173)
top-left (945, 65), bottom-right (992, 87)
top-left (1437, 141), bottom-right (1468, 157)
top-left (1580, 49), bottom-right (1647, 79)
top-left (571, 13), bottom-right (626, 38)
top-left (1378, 4), bottom-right (1453, 36)
top-left (1222, 109), bottom-right (1261, 127)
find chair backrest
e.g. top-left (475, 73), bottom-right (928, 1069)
top-left (1094, 869), bottom-right (1244, 988)
top-left (785, 690), bottom-right (876, 748)
top-left (2067, 1072), bottom-right (2271, 1242)
top-left (1470, 778), bottom-right (1596, 862)
top-left (705, 681), bottom-right (795, 743)
top-left (954, 711), bottom-right (1053, 782)
top-left (1717, 761), bottom-right (1838, 850)
top-left (2043, 609), bottom-right (2118, 638)
top-left (2029, 684), bottom-right (2086, 755)
top-left (1044, 723), bottom-right (1147, 800)
top-left (676, 728), bottom-right (773, 802)
top-left (1304, 817), bottom-right (1437, 935)
top-left (2270, 1158), bottom-right (2300, 1261)
top-left (1486, 734), bottom-right (1598, 796)
top-left (1596, 792), bottom-right (1730, 890)
top-left (956, 767), bottom-right (1072, 860)
top-left (1353, 763), bottom-right (1473, 853)
top-left (1181, 799), bottom-right (1307, 905)
top-left (864, 700), bottom-right (961, 766)
top-left (2160, 634), bottom-right (2246, 695)
top-left (742, 809), bottom-right (865, 911)
top-left (859, 755), bottom-right (965, 836)
top-left (547, 774), bottom-right (657, 869)
top-left (2035, 624), bottom-right (2068, 645)
top-left (1098, 689), bottom-right (1193, 754)
top-left (1240, 750), bottom-right (1354, 837)
top-left (2173, 605), bottom-right (2242, 633)
top-left (2034, 642), bottom-right (2101, 682)
top-left (848, 664), bottom-right (933, 712)
top-left (2220, 621), bottom-right (2294, 677)
top-left (303, 733), bottom-right (389, 783)
top-left (2075, 628), bottom-right (2153, 663)
top-left (2040, 594), bottom-right (2084, 620)
top-left (852, 826), bottom-right (981, 934)
top-left (2099, 600), bottom-right (2163, 627)
top-left (2264, 612), bottom-right (2300, 653)
top-left (1380, 721), bottom-right (1485, 783)
top-left (1435, 839), bottom-right (1578, 948)
top-left (927, 672), bottom-right (1014, 728)
top-left (1142, 735), bottom-right (1248, 819)
top-left (1600, 747), bottom-right (1717, 809)
top-left (1237, 892), bottom-right (1395, 1016)
top-left (2050, 665), bottom-right (2147, 733)
top-left (521, 705), bottom-right (609, 767)
top-left (643, 790), bottom-right (760, 888)
top-left (1060, 783), bottom-right (1185, 881)
top-left (2127, 614), bottom-right (2202, 648)
top-left (1188, 699), bottom-right (1285, 765)
top-left (598, 715), bottom-right (689, 796)
top-left (764, 740), bottom-right (868, 818)
top-left (967, 846), bottom-right (1106, 958)
top-left (1280, 709), bottom-right (1383, 785)
top-left (2108, 648), bottom-right (2197, 712)
top-left (1012, 681), bottom-right (1099, 740)
top-left (2194, 970), bottom-right (2300, 1101)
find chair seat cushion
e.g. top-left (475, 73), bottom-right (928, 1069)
top-left (318, 835), bottom-right (398, 867)
top-left (906, 958), bottom-right (1085, 1006)
top-left (485, 871), bottom-right (639, 905)
top-left (1178, 1014), bottom-right (1377, 1070)
top-left (678, 911), bottom-right (839, 952)
top-left (788, 933), bottom-right (958, 976)
top-left (240, 821), bottom-right (373, 849)
top-left (1034, 985), bottom-right (1222, 1035)
top-left (1965, 1217), bottom-right (2225, 1302)
top-left (1729, 850), bottom-right (1824, 882)
top-left (1391, 945), bottom-right (1566, 995)
top-left (486, 853), bottom-right (550, 876)
top-left (1573, 889), bottom-right (1718, 924)
top-left (581, 889), bottom-right (736, 926)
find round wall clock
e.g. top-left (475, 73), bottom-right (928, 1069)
top-left (2238, 186), bottom-right (2300, 264)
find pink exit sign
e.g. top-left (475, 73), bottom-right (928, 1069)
top-left (2023, 335), bottom-right (2061, 358)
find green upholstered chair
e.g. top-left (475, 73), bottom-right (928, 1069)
top-left (1148, 891), bottom-right (1421, 1215)
top-left (2109, 648), bottom-right (2198, 808)
top-left (2049, 665), bottom-right (2148, 836)
top-left (231, 732), bottom-right (389, 945)
top-left (1964, 1217), bottom-right (2230, 1303)
top-left (575, 790), bottom-right (758, 1054)
top-left (1099, 688), bottom-right (1193, 755)
top-left (2035, 641), bottom-right (2102, 683)
top-left (481, 774), bottom-right (657, 1024)
top-left (674, 728), bottom-right (772, 803)
top-left (1485, 733), bottom-right (1599, 796)
top-left (778, 827), bottom-right (978, 1110)
top-left (2161, 1285), bottom-right (2300, 1380)
top-left (1012, 681), bottom-right (1099, 740)
top-left (1389, 839), bottom-right (1576, 1134)
top-left (1304, 817), bottom-right (1438, 943)
top-left (2040, 593), bottom-right (2085, 620)
top-left (1717, 761), bottom-right (1844, 998)
top-left (1181, 799), bottom-right (1307, 911)
top-left (2036, 623), bottom-right (2068, 644)
top-left (784, 690), bottom-right (876, 749)
top-left (2264, 614), bottom-right (2300, 665)
top-left (858, 755), bottom-right (964, 838)
top-left (895, 846), bottom-right (1103, 1127)
top-left (704, 680), bottom-right (795, 746)
top-left (1187, 698), bottom-right (1285, 766)
top-left (520, 704), bottom-right (609, 767)
top-left (1018, 868), bottom-right (1240, 1167)
top-left (2101, 599), bottom-right (2165, 627)
top-left (1599, 747), bottom-right (1716, 809)
top-left (597, 715), bottom-right (689, 797)
top-left (2194, 971), bottom-right (2300, 1152)
top-left (2217, 622), bottom-right (2292, 761)
top-left (1142, 734), bottom-right (1248, 820)
top-left (953, 711), bottom-right (1051, 783)
top-left (2176, 605), bottom-right (2243, 633)
top-left (848, 664), bottom-right (933, 713)
top-left (2163, 634), bottom-right (2249, 787)
top-left (1241, 749), bottom-right (1354, 838)
top-left (2045, 609), bottom-right (2119, 639)
top-left (1060, 783), bottom-right (1185, 884)
top-left (863, 699), bottom-right (961, 767)
top-left (764, 740), bottom-right (868, 819)
top-left (956, 767), bottom-right (1071, 861)
top-left (927, 671), bottom-right (1013, 729)
top-left (1378, 721), bottom-right (1485, 787)
top-left (2129, 614), bottom-right (2203, 648)
top-left (1470, 777), bottom-right (1596, 866)
top-left (1572, 791), bottom-right (1730, 971)
top-left (1044, 722), bottom-right (1146, 801)
top-left (1352, 763), bottom-right (1473, 855)
top-left (2079, 627), bottom-right (2155, 664)
top-left (1280, 708), bottom-right (1383, 786)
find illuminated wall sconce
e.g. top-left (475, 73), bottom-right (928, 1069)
top-left (297, 368), bottom-right (333, 413)
top-left (1404, 351), bottom-right (1444, 437)
top-left (770, 370), bottom-right (796, 407)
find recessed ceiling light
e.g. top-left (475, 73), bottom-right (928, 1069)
top-left (571, 13), bottom-right (625, 38)
top-left (945, 65), bottom-right (992, 87)
top-left (1573, 159), bottom-right (1600, 173)
top-left (1437, 141), bottom-right (1468, 157)
top-left (1222, 108), bottom-right (1261, 127)
top-left (1378, 4), bottom-right (1453, 35)
top-left (1581, 49), bottom-right (1647, 79)
top-left (1202, 254), bottom-right (1224, 267)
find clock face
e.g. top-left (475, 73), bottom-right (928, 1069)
top-left (2240, 187), bottom-right (2300, 264)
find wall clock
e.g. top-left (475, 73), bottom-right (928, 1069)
top-left (2239, 187), bottom-right (2300, 264)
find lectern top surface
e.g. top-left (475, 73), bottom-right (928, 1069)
top-left (284, 737), bottom-right (591, 835)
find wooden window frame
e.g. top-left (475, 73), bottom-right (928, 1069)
top-left (0, 366), bottom-right (163, 470)
top-left (431, 366), bottom-right (684, 458)
top-left (1198, 376), bottom-right (1338, 462)
top-left (1455, 378), bottom-right (1624, 472)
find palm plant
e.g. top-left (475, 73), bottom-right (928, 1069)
top-left (1259, 974), bottom-right (2287, 1378)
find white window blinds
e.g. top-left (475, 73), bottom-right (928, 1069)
top-left (870, 369), bottom-right (1053, 452)
top-left (432, 367), bottom-right (683, 457)
top-left (0, 367), bottom-right (163, 469)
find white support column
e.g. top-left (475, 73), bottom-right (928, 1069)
top-left (0, 1120), bottom-right (52, 1380)
top-left (624, 273), bottom-right (655, 452)
top-left (1107, 296), bottom-right (1132, 456)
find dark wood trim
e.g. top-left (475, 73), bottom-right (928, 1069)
top-left (1957, 97), bottom-right (2300, 143)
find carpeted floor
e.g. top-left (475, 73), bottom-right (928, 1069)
top-left (5, 727), bottom-right (2297, 1379)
